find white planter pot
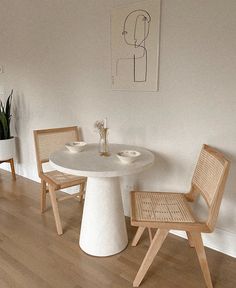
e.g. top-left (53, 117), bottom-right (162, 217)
top-left (0, 137), bottom-right (15, 161)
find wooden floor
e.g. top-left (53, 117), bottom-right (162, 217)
top-left (0, 170), bottom-right (236, 288)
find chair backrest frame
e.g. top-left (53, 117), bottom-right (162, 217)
top-left (34, 126), bottom-right (80, 176)
top-left (188, 144), bottom-right (230, 232)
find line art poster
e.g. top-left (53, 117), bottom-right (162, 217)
top-left (111, 0), bottom-right (161, 91)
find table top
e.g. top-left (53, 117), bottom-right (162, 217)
top-left (49, 143), bottom-right (155, 178)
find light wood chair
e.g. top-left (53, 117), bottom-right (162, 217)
top-left (130, 144), bottom-right (230, 287)
top-left (34, 126), bottom-right (87, 235)
top-left (0, 158), bottom-right (16, 180)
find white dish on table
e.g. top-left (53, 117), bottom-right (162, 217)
top-left (65, 141), bottom-right (87, 153)
top-left (116, 150), bottom-right (141, 164)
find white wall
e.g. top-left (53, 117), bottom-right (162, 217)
top-left (0, 0), bottom-right (236, 257)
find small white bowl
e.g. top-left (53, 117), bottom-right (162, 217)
top-left (65, 141), bottom-right (87, 153)
top-left (116, 150), bottom-right (141, 164)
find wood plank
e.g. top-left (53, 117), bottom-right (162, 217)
top-left (0, 169), bottom-right (236, 288)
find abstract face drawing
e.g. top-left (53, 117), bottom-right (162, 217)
top-left (116, 9), bottom-right (151, 82)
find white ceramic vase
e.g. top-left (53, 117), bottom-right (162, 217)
top-left (0, 137), bottom-right (15, 160)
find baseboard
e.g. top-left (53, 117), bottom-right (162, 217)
top-left (171, 228), bottom-right (236, 258)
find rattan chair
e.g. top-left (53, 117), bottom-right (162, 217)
top-left (34, 126), bottom-right (87, 235)
top-left (130, 144), bottom-right (230, 287)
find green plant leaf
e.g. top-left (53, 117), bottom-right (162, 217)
top-left (0, 89), bottom-right (13, 140)
top-left (0, 121), bottom-right (4, 139)
top-left (5, 89), bottom-right (13, 138)
top-left (0, 111), bottom-right (8, 139)
top-left (6, 89), bottom-right (13, 118)
top-left (0, 100), bottom-right (4, 113)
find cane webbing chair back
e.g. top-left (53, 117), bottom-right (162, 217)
top-left (192, 145), bottom-right (225, 206)
top-left (34, 126), bottom-right (79, 172)
top-left (189, 144), bottom-right (230, 231)
top-left (130, 144), bottom-right (230, 288)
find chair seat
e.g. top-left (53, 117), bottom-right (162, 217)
top-left (43, 170), bottom-right (86, 189)
top-left (131, 191), bottom-right (196, 225)
top-left (130, 145), bottom-right (230, 288)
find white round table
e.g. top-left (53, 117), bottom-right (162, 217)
top-left (49, 143), bottom-right (154, 257)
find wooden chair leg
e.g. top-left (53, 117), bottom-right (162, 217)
top-left (40, 180), bottom-right (47, 213)
top-left (148, 228), bottom-right (153, 244)
top-left (9, 158), bottom-right (16, 180)
top-left (77, 182), bottom-right (85, 202)
top-left (48, 185), bottom-right (63, 235)
top-left (133, 229), bottom-right (169, 287)
top-left (190, 232), bottom-right (213, 288)
top-left (132, 227), bottom-right (146, 247)
top-left (186, 231), bottom-right (194, 247)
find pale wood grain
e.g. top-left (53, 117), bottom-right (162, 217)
top-left (0, 169), bottom-right (235, 288)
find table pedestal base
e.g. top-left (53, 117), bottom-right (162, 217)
top-left (79, 177), bottom-right (128, 257)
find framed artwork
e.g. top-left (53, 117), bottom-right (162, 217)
top-left (111, 0), bottom-right (161, 91)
